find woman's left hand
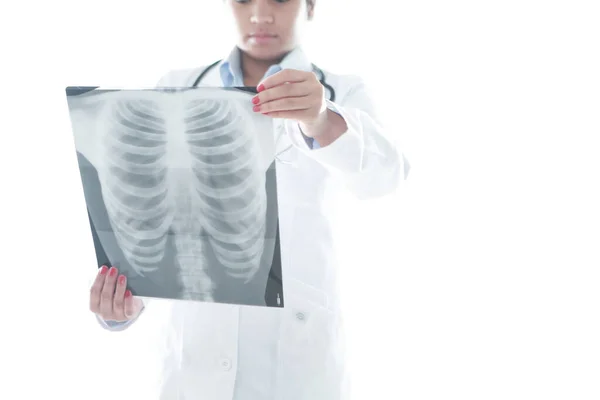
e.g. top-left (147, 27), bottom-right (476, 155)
top-left (252, 69), bottom-right (330, 136)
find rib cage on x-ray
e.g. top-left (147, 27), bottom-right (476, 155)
top-left (70, 88), bottom-right (277, 303)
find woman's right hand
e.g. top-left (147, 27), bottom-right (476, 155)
top-left (90, 265), bottom-right (144, 322)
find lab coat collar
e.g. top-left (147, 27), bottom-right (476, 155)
top-left (218, 46), bottom-right (313, 86)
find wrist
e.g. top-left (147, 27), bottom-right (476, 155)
top-left (301, 109), bottom-right (346, 147)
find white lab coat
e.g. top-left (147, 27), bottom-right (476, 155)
top-left (100, 47), bottom-right (409, 400)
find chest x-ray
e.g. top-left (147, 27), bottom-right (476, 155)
top-left (65, 86), bottom-right (284, 308)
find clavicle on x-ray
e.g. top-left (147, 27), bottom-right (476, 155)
top-left (65, 86), bottom-right (285, 308)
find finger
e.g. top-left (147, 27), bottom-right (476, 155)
top-left (253, 82), bottom-right (309, 105)
top-left (123, 290), bottom-right (137, 319)
top-left (255, 97), bottom-right (311, 114)
top-left (89, 265), bottom-right (108, 313)
top-left (99, 266), bottom-right (118, 319)
top-left (112, 274), bottom-right (128, 321)
top-left (257, 69), bottom-right (309, 91)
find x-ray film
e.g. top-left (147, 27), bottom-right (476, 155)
top-left (65, 86), bottom-right (284, 308)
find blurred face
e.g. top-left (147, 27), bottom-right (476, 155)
top-left (224, 0), bottom-right (314, 61)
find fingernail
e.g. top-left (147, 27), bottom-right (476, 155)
top-left (253, 105), bottom-right (261, 112)
top-left (118, 275), bottom-right (126, 285)
top-left (99, 266), bottom-right (108, 275)
top-left (125, 290), bottom-right (132, 298)
top-left (109, 267), bottom-right (118, 277)
top-left (252, 96), bottom-right (259, 104)
top-left (257, 84), bottom-right (265, 92)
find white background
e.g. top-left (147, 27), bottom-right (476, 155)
top-left (1, 0), bottom-right (599, 399)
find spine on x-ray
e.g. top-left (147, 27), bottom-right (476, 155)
top-left (160, 97), bottom-right (215, 301)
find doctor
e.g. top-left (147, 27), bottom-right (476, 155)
top-left (88, 0), bottom-right (409, 398)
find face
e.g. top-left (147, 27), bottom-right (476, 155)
top-left (224, 0), bottom-right (314, 61)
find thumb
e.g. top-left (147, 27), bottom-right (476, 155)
top-left (124, 291), bottom-right (142, 319)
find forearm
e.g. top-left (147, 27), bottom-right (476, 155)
top-left (286, 103), bottom-right (408, 199)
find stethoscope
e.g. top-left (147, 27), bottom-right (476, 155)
top-left (191, 60), bottom-right (336, 165)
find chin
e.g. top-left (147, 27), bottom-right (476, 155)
top-left (241, 42), bottom-right (293, 62)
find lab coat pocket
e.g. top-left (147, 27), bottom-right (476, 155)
top-left (281, 277), bottom-right (333, 345)
top-left (277, 278), bottom-right (343, 398)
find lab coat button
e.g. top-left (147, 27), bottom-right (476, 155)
top-left (220, 358), bottom-right (232, 371)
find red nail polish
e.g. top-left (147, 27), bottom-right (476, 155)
top-left (99, 266), bottom-right (108, 275)
top-left (109, 267), bottom-right (118, 277)
top-left (257, 84), bottom-right (265, 92)
top-left (252, 96), bottom-right (260, 104)
top-left (125, 290), bottom-right (132, 298)
top-left (253, 105), bottom-right (261, 112)
top-left (118, 275), bottom-right (126, 285)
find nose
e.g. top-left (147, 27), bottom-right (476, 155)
top-left (249, 0), bottom-right (274, 24)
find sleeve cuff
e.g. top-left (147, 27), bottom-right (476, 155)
top-left (283, 100), bottom-right (364, 174)
top-left (96, 302), bottom-right (146, 331)
top-left (98, 316), bottom-right (133, 330)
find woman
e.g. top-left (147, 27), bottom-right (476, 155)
top-left (89, 0), bottom-right (408, 398)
